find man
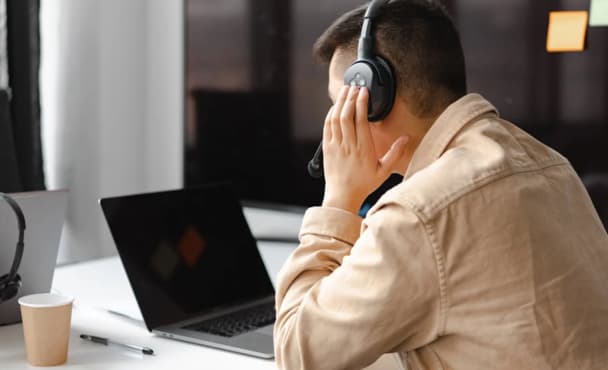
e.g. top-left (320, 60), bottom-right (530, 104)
top-left (274, 1), bottom-right (608, 369)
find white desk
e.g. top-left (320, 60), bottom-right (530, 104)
top-left (0, 241), bottom-right (294, 370)
top-left (0, 241), bottom-right (402, 370)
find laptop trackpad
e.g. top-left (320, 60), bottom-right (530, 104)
top-left (237, 329), bottom-right (274, 353)
top-left (256, 324), bottom-right (274, 336)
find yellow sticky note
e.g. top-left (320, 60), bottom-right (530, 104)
top-left (590, 0), bottom-right (608, 26)
top-left (546, 11), bottom-right (588, 52)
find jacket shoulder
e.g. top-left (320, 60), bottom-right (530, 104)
top-left (372, 118), bottom-right (568, 221)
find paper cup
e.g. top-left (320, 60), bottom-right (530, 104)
top-left (18, 293), bottom-right (74, 366)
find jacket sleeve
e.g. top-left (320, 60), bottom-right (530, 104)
top-left (274, 203), bottom-right (442, 370)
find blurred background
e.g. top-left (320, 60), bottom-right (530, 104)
top-left (184, 0), bottom-right (608, 226)
top-left (0, 0), bottom-right (605, 264)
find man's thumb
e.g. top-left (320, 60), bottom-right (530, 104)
top-left (379, 136), bottom-right (409, 173)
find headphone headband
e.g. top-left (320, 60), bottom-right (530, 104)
top-left (358, 0), bottom-right (390, 60)
top-left (364, 0), bottom-right (390, 19)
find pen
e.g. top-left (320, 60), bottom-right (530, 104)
top-left (80, 334), bottom-right (154, 355)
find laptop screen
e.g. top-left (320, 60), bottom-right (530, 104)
top-left (100, 184), bottom-right (275, 330)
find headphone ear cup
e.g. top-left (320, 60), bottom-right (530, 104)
top-left (368, 56), bottom-right (396, 122)
top-left (0, 273), bottom-right (21, 303)
top-left (343, 57), bottom-right (396, 122)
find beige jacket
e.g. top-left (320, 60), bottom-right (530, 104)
top-left (274, 94), bottom-right (608, 370)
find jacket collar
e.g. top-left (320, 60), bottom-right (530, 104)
top-left (404, 93), bottom-right (498, 180)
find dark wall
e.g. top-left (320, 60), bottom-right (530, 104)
top-left (0, 0), bottom-right (45, 192)
top-left (0, 90), bottom-right (21, 192)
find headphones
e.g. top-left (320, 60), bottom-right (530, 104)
top-left (0, 192), bottom-right (26, 304)
top-left (308, 0), bottom-right (396, 178)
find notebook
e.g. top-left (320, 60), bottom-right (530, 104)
top-left (0, 190), bottom-right (68, 325)
top-left (99, 183), bottom-right (275, 359)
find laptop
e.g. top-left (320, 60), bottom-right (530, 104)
top-left (99, 184), bottom-right (276, 359)
top-left (0, 190), bottom-right (68, 325)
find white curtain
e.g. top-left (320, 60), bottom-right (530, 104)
top-left (40, 0), bottom-right (184, 263)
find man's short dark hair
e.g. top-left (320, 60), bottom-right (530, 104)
top-left (314, 0), bottom-right (467, 118)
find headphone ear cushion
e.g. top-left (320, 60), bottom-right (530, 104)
top-left (0, 273), bottom-right (21, 303)
top-left (369, 56), bottom-right (396, 121)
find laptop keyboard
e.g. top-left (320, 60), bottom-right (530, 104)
top-left (184, 302), bottom-right (275, 338)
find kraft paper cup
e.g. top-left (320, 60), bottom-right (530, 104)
top-left (18, 293), bottom-right (74, 367)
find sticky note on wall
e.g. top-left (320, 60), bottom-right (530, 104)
top-left (590, 0), bottom-right (608, 26)
top-left (546, 11), bottom-right (588, 52)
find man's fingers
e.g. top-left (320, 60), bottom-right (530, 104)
top-left (330, 86), bottom-right (348, 143)
top-left (323, 106), bottom-right (334, 143)
top-left (340, 86), bottom-right (359, 145)
top-left (355, 87), bottom-right (372, 149)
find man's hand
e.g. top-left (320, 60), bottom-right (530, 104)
top-left (321, 85), bottom-right (409, 214)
